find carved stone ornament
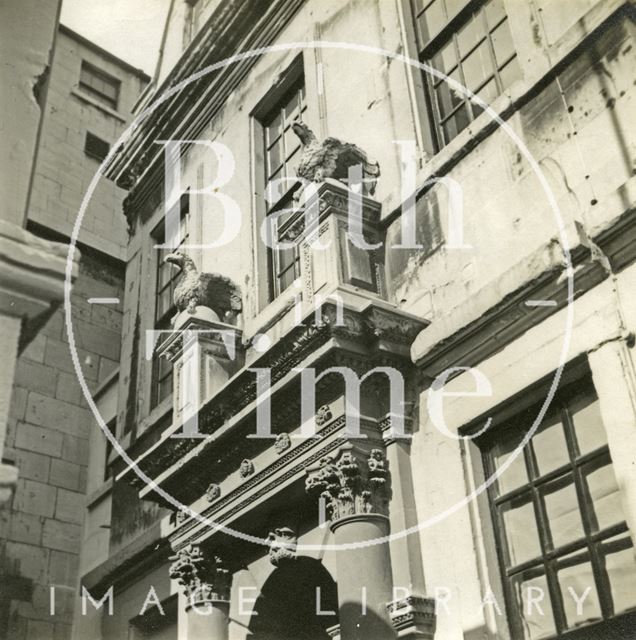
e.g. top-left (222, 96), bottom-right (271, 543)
top-left (274, 432), bottom-right (291, 455)
top-left (239, 459), bottom-right (254, 478)
top-left (169, 544), bottom-right (230, 604)
top-left (205, 483), bottom-right (221, 502)
top-left (386, 595), bottom-right (436, 638)
top-left (305, 445), bottom-right (390, 522)
top-left (315, 404), bottom-right (333, 427)
top-left (174, 509), bottom-right (189, 526)
top-left (268, 526), bottom-right (298, 566)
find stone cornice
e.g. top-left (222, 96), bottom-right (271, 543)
top-left (108, 0), bottom-right (306, 226)
top-left (0, 220), bottom-right (79, 321)
top-left (411, 234), bottom-right (609, 376)
top-left (124, 298), bottom-right (425, 501)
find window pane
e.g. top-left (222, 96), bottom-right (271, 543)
top-left (283, 125), bottom-right (301, 161)
top-left (603, 538), bottom-right (636, 615)
top-left (557, 559), bottom-right (602, 628)
top-left (284, 90), bottom-right (302, 122)
top-left (485, 0), bottom-right (506, 28)
top-left (419, 0), bottom-right (446, 42)
top-left (491, 429), bottom-right (529, 495)
top-left (431, 41), bottom-right (457, 74)
top-left (499, 56), bottom-right (521, 89)
top-left (267, 111), bottom-right (282, 143)
top-left (462, 40), bottom-right (492, 91)
top-left (585, 463), bottom-right (624, 531)
top-left (501, 496), bottom-right (542, 565)
top-left (472, 78), bottom-right (497, 117)
top-left (491, 20), bottom-right (515, 67)
top-left (571, 395), bottom-right (606, 456)
top-left (445, 0), bottom-right (467, 21)
top-left (441, 104), bottom-right (469, 143)
top-left (543, 479), bottom-right (585, 548)
top-left (457, 14), bottom-right (483, 58)
top-left (267, 140), bottom-right (283, 176)
top-left (512, 573), bottom-right (556, 640)
top-left (532, 416), bottom-right (568, 476)
top-left (435, 75), bottom-right (464, 120)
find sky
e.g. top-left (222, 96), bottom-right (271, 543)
top-left (60, 0), bottom-right (170, 75)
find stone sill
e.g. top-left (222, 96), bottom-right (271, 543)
top-left (70, 88), bottom-right (127, 123)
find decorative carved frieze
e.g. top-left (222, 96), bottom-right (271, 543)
top-left (268, 526), bottom-right (298, 566)
top-left (205, 483), bottom-right (221, 502)
top-left (386, 595), bottom-right (436, 638)
top-left (130, 298), bottom-right (426, 498)
top-left (239, 459), bottom-right (254, 478)
top-left (274, 432), bottom-right (291, 455)
top-left (305, 445), bottom-right (390, 522)
top-left (169, 544), bottom-right (230, 604)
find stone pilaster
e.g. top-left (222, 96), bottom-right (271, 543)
top-left (169, 543), bottom-right (230, 640)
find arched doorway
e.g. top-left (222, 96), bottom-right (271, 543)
top-left (248, 556), bottom-right (338, 640)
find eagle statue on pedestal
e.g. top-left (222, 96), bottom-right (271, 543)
top-left (291, 121), bottom-right (380, 195)
top-left (164, 251), bottom-right (242, 324)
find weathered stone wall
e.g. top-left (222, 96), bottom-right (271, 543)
top-left (0, 24), bottom-right (146, 640)
top-left (28, 27), bottom-right (147, 260)
top-left (1, 251), bottom-right (124, 640)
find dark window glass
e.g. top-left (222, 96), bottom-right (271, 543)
top-left (79, 61), bottom-right (120, 110)
top-left (410, 0), bottom-right (521, 149)
top-left (151, 195), bottom-right (189, 407)
top-left (483, 381), bottom-right (636, 639)
top-left (260, 80), bottom-right (306, 301)
top-left (84, 132), bottom-right (110, 162)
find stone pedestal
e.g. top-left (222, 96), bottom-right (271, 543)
top-left (306, 445), bottom-right (396, 640)
top-left (279, 180), bottom-right (385, 313)
top-left (169, 544), bottom-right (230, 640)
top-left (156, 308), bottom-right (243, 437)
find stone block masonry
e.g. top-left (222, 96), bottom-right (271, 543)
top-left (1, 250), bottom-right (124, 640)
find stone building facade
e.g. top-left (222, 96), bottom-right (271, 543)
top-left (76, 1), bottom-right (636, 639)
top-left (0, 24), bottom-right (148, 640)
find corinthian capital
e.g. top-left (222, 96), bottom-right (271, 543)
top-left (305, 445), bottom-right (390, 522)
top-left (169, 544), bottom-right (230, 604)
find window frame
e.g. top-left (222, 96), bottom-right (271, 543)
top-left (150, 194), bottom-right (190, 408)
top-left (79, 60), bottom-right (120, 111)
top-left (479, 376), bottom-right (635, 639)
top-left (84, 131), bottom-right (111, 162)
top-left (410, 0), bottom-right (521, 150)
top-left (252, 60), bottom-right (306, 302)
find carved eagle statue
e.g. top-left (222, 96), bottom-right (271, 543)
top-left (164, 251), bottom-right (242, 323)
top-left (291, 121), bottom-right (380, 195)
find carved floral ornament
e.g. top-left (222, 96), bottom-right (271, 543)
top-left (169, 544), bottom-right (230, 604)
top-left (305, 445), bottom-right (390, 523)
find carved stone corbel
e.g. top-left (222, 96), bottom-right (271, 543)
top-left (268, 526), bottom-right (298, 566)
top-left (169, 544), bottom-right (230, 605)
top-left (305, 445), bottom-right (390, 523)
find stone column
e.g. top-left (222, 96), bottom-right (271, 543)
top-left (306, 445), bottom-right (396, 640)
top-left (169, 543), bottom-right (230, 640)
